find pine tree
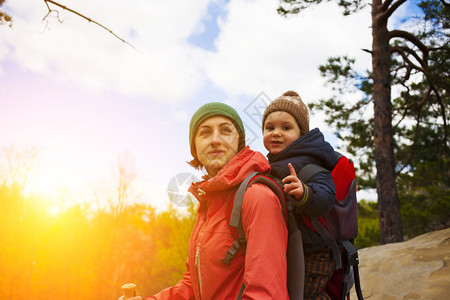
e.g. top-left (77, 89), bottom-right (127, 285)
top-left (279, 0), bottom-right (449, 243)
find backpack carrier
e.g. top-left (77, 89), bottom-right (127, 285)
top-left (297, 152), bottom-right (363, 300)
top-left (222, 152), bottom-right (364, 300)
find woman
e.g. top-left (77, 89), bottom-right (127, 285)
top-left (126, 102), bottom-right (289, 299)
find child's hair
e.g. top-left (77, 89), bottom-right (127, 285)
top-left (262, 91), bottom-right (310, 135)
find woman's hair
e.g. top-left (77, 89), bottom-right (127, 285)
top-left (187, 157), bottom-right (203, 170)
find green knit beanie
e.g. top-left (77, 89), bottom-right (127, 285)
top-left (189, 102), bottom-right (246, 159)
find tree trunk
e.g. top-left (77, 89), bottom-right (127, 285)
top-left (371, 1), bottom-right (403, 244)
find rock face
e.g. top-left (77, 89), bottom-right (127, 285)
top-left (349, 227), bottom-right (450, 300)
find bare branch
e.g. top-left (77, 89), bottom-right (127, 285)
top-left (408, 87), bottom-right (430, 112)
top-left (385, 0), bottom-right (408, 19)
top-left (391, 45), bottom-right (428, 71)
top-left (1, 145), bottom-right (40, 196)
top-left (391, 46), bottom-right (429, 76)
top-left (432, 87), bottom-right (449, 144)
top-left (43, 0), bottom-right (139, 51)
top-left (389, 30), bottom-right (429, 56)
top-left (376, 0), bottom-right (407, 24)
top-left (380, 0), bottom-right (395, 13)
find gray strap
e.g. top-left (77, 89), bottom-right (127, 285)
top-left (231, 172), bottom-right (287, 239)
top-left (236, 282), bottom-right (245, 300)
top-left (287, 211), bottom-right (305, 300)
top-left (230, 172), bottom-right (259, 228)
top-left (233, 173), bottom-right (292, 300)
top-left (311, 218), bottom-right (342, 270)
top-left (341, 240), bottom-right (358, 266)
top-left (297, 163), bottom-right (329, 183)
top-left (248, 175), bottom-right (287, 223)
top-left (340, 240), bottom-right (359, 300)
top-left (298, 151), bottom-right (341, 183)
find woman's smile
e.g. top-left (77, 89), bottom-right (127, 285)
top-left (209, 149), bottom-right (225, 156)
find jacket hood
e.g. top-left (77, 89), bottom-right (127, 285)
top-left (268, 128), bottom-right (336, 179)
top-left (189, 146), bottom-right (270, 193)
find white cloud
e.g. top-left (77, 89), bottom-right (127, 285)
top-left (206, 0), bottom-right (372, 102)
top-left (1, 0), bottom-right (376, 106)
top-left (201, 0), bottom-right (373, 142)
top-left (1, 0), bottom-right (212, 103)
top-left (1, 0), bottom-right (375, 105)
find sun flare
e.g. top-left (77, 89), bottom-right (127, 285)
top-left (24, 146), bottom-right (95, 212)
top-left (27, 161), bottom-right (68, 198)
top-left (48, 205), bottom-right (61, 217)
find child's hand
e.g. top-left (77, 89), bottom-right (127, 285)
top-left (282, 163), bottom-right (304, 200)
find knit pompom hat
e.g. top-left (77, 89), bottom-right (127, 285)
top-left (189, 102), bottom-right (246, 159)
top-left (262, 90), bottom-right (310, 135)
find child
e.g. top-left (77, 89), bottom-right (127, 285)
top-left (262, 90), bottom-right (337, 300)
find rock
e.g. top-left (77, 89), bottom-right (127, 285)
top-left (349, 227), bottom-right (450, 300)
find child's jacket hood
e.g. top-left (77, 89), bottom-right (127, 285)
top-left (268, 128), bottom-right (336, 179)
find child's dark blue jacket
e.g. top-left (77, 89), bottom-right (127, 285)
top-left (267, 128), bottom-right (337, 251)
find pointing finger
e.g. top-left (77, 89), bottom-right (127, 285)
top-left (288, 163), bottom-right (296, 176)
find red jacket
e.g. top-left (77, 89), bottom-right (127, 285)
top-left (148, 146), bottom-right (289, 299)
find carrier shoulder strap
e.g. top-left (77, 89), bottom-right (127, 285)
top-left (222, 172), bottom-right (287, 265)
top-left (340, 240), bottom-right (364, 300)
top-left (222, 172), bottom-right (257, 265)
top-left (311, 218), bottom-right (342, 270)
top-left (298, 152), bottom-right (343, 183)
top-left (296, 152), bottom-right (344, 270)
top-left (230, 172), bottom-right (287, 228)
top-left (297, 163), bottom-right (329, 183)
top-left (226, 172), bottom-right (304, 300)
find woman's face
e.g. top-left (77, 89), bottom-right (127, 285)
top-left (194, 115), bottom-right (240, 177)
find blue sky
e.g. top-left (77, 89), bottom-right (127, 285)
top-left (0, 0), bottom-right (421, 212)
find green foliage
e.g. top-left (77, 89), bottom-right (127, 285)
top-left (147, 203), bottom-right (196, 295)
top-left (355, 200), bottom-right (380, 249)
top-left (278, 0), bottom-right (367, 16)
top-left (279, 0), bottom-right (449, 243)
top-left (0, 183), bottom-right (196, 299)
top-left (312, 55), bottom-right (377, 189)
top-left (398, 155), bottom-right (450, 238)
top-left (418, 0), bottom-right (450, 40)
top-left (304, 1), bottom-right (449, 238)
top-left (355, 153), bottom-right (450, 248)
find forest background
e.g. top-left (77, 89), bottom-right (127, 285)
top-left (1, 0), bottom-right (449, 299)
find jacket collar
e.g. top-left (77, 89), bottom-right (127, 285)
top-left (189, 146), bottom-right (270, 195)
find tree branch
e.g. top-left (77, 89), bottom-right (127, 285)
top-left (389, 30), bottom-right (429, 56)
top-left (385, 0), bottom-right (408, 19)
top-left (432, 87), bottom-right (449, 144)
top-left (43, 0), bottom-right (139, 51)
top-left (380, 0), bottom-right (394, 13)
top-left (440, 0), bottom-right (450, 9)
top-left (391, 45), bottom-right (428, 71)
top-left (391, 46), bottom-right (429, 76)
top-left (407, 87), bottom-right (430, 112)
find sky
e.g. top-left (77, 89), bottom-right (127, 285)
top-left (0, 0), bottom-right (420, 212)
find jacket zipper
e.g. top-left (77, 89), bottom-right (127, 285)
top-left (192, 187), bottom-right (206, 299)
top-left (195, 244), bottom-right (203, 298)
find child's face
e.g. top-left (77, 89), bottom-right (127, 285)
top-left (263, 111), bottom-right (301, 155)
